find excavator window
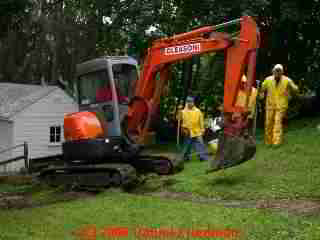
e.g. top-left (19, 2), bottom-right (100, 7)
top-left (78, 70), bottom-right (111, 105)
top-left (112, 63), bottom-right (138, 103)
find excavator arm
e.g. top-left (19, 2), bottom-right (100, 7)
top-left (127, 15), bottom-right (260, 144)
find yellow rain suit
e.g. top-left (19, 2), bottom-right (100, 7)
top-left (260, 75), bottom-right (298, 145)
top-left (235, 75), bottom-right (258, 119)
top-left (181, 106), bottom-right (205, 138)
top-left (235, 89), bottom-right (258, 117)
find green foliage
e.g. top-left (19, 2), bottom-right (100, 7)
top-left (196, 52), bottom-right (225, 113)
top-left (0, 0), bottom-right (31, 36)
top-left (1, 0), bottom-right (320, 120)
top-left (159, 66), bottom-right (182, 120)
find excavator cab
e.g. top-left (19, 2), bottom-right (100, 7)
top-left (76, 56), bottom-right (138, 138)
top-left (62, 56), bottom-right (141, 164)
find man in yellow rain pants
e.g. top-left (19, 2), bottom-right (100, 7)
top-left (260, 64), bottom-right (299, 146)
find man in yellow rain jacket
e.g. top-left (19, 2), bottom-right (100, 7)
top-left (235, 75), bottom-right (258, 120)
top-left (260, 64), bottom-right (299, 145)
top-left (234, 75), bottom-right (258, 135)
top-left (180, 96), bottom-right (210, 162)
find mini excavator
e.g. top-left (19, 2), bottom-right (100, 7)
top-left (38, 15), bottom-right (260, 188)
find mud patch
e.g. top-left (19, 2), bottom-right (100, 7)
top-left (2, 175), bottom-right (320, 217)
top-left (0, 175), bottom-right (34, 185)
top-left (0, 188), bottom-right (98, 210)
top-left (143, 191), bottom-right (320, 216)
top-left (2, 187), bottom-right (320, 217)
top-left (147, 191), bottom-right (221, 203)
top-left (0, 194), bottom-right (32, 209)
top-left (256, 199), bottom-right (320, 216)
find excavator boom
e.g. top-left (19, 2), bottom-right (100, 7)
top-left (127, 15), bottom-right (260, 143)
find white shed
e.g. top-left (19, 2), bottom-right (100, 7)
top-left (0, 83), bottom-right (78, 173)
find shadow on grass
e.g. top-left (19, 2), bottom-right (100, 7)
top-left (125, 175), bottom-right (182, 195)
top-left (207, 175), bottom-right (250, 186)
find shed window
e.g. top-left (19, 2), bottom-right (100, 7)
top-left (50, 126), bottom-right (61, 143)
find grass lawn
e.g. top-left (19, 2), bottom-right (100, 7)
top-left (0, 191), bottom-right (320, 240)
top-left (0, 116), bottom-right (320, 240)
top-left (139, 116), bottom-right (320, 201)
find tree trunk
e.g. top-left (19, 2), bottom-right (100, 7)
top-left (193, 56), bottom-right (201, 90)
top-left (271, 0), bottom-right (286, 65)
top-left (182, 58), bottom-right (193, 105)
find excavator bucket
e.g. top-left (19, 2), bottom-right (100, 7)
top-left (208, 109), bottom-right (258, 172)
top-left (210, 134), bottom-right (256, 171)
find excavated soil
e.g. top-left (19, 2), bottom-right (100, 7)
top-left (1, 175), bottom-right (320, 217)
top-left (0, 190), bottom-right (97, 210)
top-left (142, 191), bottom-right (320, 216)
top-left (2, 188), bottom-right (319, 217)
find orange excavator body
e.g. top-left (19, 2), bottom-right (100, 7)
top-left (64, 111), bottom-right (104, 141)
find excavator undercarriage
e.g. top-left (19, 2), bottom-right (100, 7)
top-left (38, 136), bottom-right (183, 188)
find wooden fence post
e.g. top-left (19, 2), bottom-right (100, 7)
top-left (24, 142), bottom-right (29, 173)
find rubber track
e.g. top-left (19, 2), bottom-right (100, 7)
top-left (38, 163), bottom-right (137, 188)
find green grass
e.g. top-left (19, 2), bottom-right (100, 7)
top-left (1, 116), bottom-right (320, 240)
top-left (0, 191), bottom-right (319, 240)
top-left (0, 184), bottom-right (34, 194)
top-left (137, 116), bottom-right (320, 201)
